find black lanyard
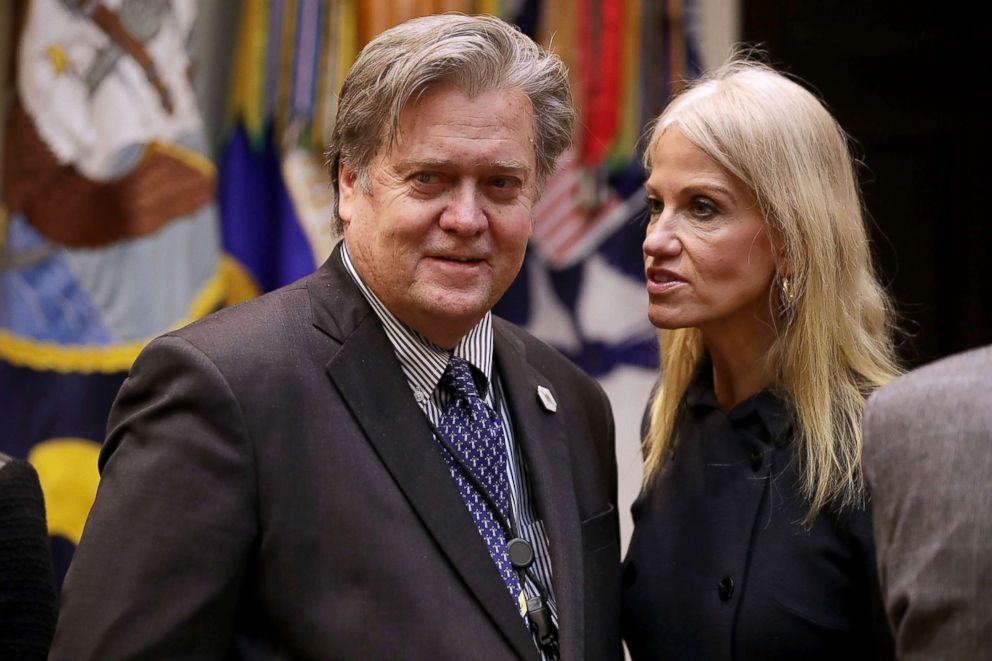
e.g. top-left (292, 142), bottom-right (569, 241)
top-left (425, 414), bottom-right (560, 659)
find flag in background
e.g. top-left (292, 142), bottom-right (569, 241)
top-left (0, 0), bottom-right (700, 578)
top-left (0, 0), bottom-right (253, 582)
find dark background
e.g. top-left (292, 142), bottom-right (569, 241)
top-left (743, 1), bottom-right (989, 368)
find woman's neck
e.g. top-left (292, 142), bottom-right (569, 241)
top-left (702, 323), bottom-right (777, 412)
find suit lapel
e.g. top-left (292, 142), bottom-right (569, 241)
top-left (311, 250), bottom-right (537, 660)
top-left (494, 323), bottom-right (585, 661)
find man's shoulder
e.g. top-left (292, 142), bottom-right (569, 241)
top-left (142, 263), bottom-right (357, 373)
top-left (172, 279), bottom-right (313, 347)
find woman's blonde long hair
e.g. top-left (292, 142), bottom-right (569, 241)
top-left (642, 57), bottom-right (901, 519)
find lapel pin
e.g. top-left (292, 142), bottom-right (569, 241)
top-left (537, 386), bottom-right (557, 413)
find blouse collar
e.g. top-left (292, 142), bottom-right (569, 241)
top-left (685, 360), bottom-right (793, 447)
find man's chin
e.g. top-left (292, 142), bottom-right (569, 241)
top-left (407, 287), bottom-right (498, 338)
top-left (423, 299), bottom-right (490, 325)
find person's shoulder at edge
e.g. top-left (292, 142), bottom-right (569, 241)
top-left (0, 453), bottom-right (58, 661)
top-left (865, 344), bottom-right (992, 425)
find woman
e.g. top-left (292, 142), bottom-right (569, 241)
top-left (621, 57), bottom-right (900, 660)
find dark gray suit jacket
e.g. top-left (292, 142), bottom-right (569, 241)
top-left (51, 246), bottom-right (621, 660)
top-left (863, 344), bottom-right (992, 660)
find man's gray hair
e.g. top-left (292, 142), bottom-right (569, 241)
top-left (326, 13), bottom-right (575, 232)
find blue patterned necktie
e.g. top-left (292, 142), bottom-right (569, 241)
top-left (435, 356), bottom-right (524, 610)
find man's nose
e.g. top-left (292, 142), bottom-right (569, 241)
top-left (439, 185), bottom-right (487, 234)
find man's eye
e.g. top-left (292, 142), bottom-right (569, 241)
top-left (413, 172), bottom-right (437, 185)
top-left (645, 197), bottom-right (663, 215)
top-left (487, 176), bottom-right (523, 201)
top-left (489, 176), bottom-right (522, 191)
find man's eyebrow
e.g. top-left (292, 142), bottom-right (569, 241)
top-left (394, 158), bottom-right (449, 172)
top-left (489, 159), bottom-right (531, 173)
top-left (394, 158), bottom-right (532, 174)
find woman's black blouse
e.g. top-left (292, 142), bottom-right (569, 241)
top-left (621, 375), bottom-right (894, 661)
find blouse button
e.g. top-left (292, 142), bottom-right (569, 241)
top-left (749, 450), bottom-right (764, 472)
top-left (718, 576), bottom-right (734, 601)
top-left (623, 561), bottom-right (637, 587)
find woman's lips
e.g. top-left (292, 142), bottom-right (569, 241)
top-left (645, 269), bottom-right (685, 294)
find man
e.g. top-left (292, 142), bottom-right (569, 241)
top-left (51, 14), bottom-right (620, 661)
top-left (863, 344), bottom-right (992, 660)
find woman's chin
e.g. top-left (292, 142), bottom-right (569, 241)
top-left (647, 311), bottom-right (692, 331)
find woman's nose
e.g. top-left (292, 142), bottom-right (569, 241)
top-left (643, 214), bottom-right (682, 257)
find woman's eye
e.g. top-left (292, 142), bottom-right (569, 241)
top-left (646, 197), bottom-right (664, 215)
top-left (690, 197), bottom-right (718, 218)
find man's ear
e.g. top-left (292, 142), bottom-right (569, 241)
top-left (337, 163), bottom-right (358, 226)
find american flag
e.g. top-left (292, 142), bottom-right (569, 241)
top-left (531, 150), bottom-right (647, 270)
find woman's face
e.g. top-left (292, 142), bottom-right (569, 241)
top-left (642, 128), bottom-right (778, 339)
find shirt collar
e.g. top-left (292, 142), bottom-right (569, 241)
top-left (340, 241), bottom-right (495, 398)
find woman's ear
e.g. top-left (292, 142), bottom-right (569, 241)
top-left (776, 257), bottom-right (791, 280)
top-left (768, 223), bottom-right (790, 278)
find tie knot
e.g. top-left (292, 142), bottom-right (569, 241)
top-left (441, 356), bottom-right (483, 400)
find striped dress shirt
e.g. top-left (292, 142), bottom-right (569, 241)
top-left (341, 243), bottom-right (558, 655)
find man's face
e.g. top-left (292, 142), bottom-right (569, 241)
top-left (338, 84), bottom-right (538, 349)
